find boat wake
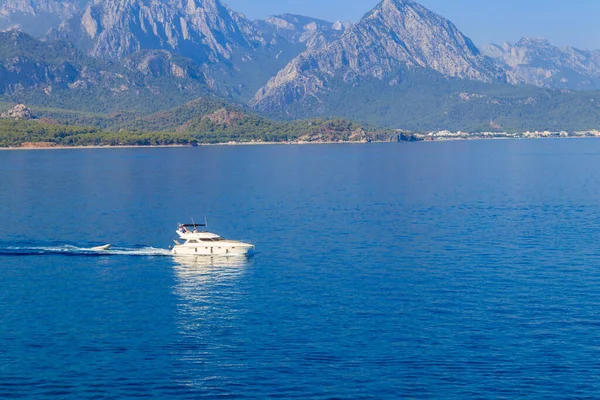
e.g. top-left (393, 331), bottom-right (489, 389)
top-left (0, 244), bottom-right (172, 257)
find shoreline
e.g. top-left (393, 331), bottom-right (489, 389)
top-left (0, 140), bottom-right (377, 150)
top-left (0, 144), bottom-right (193, 151)
top-left (0, 135), bottom-right (597, 150)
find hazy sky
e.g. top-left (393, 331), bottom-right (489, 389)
top-left (225, 0), bottom-right (600, 49)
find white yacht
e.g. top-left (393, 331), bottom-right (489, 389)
top-left (171, 223), bottom-right (255, 257)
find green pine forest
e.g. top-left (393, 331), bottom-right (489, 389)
top-left (0, 100), bottom-right (404, 147)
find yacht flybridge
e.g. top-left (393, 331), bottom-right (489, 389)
top-left (172, 222), bottom-right (255, 257)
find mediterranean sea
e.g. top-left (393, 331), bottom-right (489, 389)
top-left (2, 139), bottom-right (600, 398)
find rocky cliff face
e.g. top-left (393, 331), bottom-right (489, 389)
top-left (251, 0), bottom-right (506, 112)
top-left (483, 37), bottom-right (600, 90)
top-left (257, 14), bottom-right (349, 51)
top-left (46, 0), bottom-right (307, 98)
top-left (122, 49), bottom-right (207, 80)
top-left (0, 0), bottom-right (89, 36)
top-left (49, 0), bottom-right (263, 63)
top-left (0, 30), bottom-right (212, 112)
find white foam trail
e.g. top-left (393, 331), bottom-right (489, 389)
top-left (0, 245), bottom-right (172, 257)
top-left (102, 247), bottom-right (172, 256)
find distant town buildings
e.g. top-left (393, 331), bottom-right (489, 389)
top-left (414, 130), bottom-right (600, 141)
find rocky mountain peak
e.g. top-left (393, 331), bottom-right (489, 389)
top-left (369, 0), bottom-right (481, 57)
top-left (182, 0), bottom-right (232, 21)
top-left (251, 0), bottom-right (506, 112)
top-left (379, 0), bottom-right (418, 11)
top-left (375, 0), bottom-right (417, 10)
top-left (257, 13), bottom-right (344, 50)
top-left (370, 0), bottom-right (439, 20)
top-left (515, 36), bottom-right (551, 47)
top-left (332, 20), bottom-right (351, 31)
top-left (262, 14), bottom-right (334, 34)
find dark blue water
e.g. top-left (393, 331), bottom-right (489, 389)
top-left (2, 140), bottom-right (600, 398)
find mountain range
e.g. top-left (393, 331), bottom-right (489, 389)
top-left (483, 37), bottom-right (600, 90)
top-left (2, 0), bottom-right (600, 135)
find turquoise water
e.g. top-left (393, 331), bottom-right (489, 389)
top-left (2, 140), bottom-right (600, 398)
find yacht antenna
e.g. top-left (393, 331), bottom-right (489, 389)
top-left (205, 216), bottom-right (208, 229)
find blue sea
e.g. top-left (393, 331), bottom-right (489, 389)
top-left (2, 140), bottom-right (600, 398)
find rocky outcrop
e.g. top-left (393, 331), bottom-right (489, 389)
top-left (297, 125), bottom-right (371, 143)
top-left (257, 14), bottom-right (347, 51)
top-left (122, 49), bottom-right (208, 81)
top-left (203, 108), bottom-right (244, 125)
top-left (0, 0), bottom-right (89, 36)
top-left (1, 103), bottom-right (33, 119)
top-left (483, 37), bottom-right (600, 90)
top-left (251, 0), bottom-right (506, 112)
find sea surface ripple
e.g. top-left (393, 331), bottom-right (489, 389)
top-left (2, 140), bottom-right (600, 398)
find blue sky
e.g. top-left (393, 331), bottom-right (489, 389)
top-left (225, 0), bottom-right (600, 49)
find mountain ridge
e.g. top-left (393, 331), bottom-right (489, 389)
top-left (251, 0), bottom-right (507, 112)
top-left (483, 37), bottom-right (600, 90)
top-left (0, 29), bottom-right (216, 113)
top-left (0, 0), bottom-right (90, 36)
top-left (46, 0), bottom-right (332, 98)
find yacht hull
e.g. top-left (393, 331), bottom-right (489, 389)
top-left (171, 242), bottom-right (254, 257)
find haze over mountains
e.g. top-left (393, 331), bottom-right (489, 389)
top-left (0, 0), bottom-right (88, 36)
top-left (2, 0), bottom-right (600, 132)
top-left (483, 37), bottom-right (600, 90)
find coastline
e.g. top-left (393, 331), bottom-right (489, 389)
top-left (0, 135), bottom-right (598, 151)
top-left (0, 140), bottom-right (377, 150)
top-left (0, 144), bottom-right (193, 151)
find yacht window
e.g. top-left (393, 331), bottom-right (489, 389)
top-left (188, 240), bottom-right (199, 243)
